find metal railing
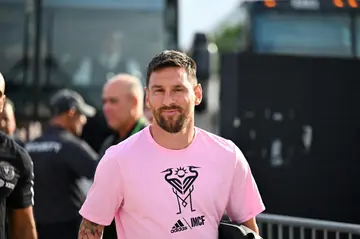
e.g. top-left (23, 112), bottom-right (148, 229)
top-left (257, 213), bottom-right (360, 239)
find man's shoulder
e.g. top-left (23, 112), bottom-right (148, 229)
top-left (55, 131), bottom-right (94, 152)
top-left (196, 128), bottom-right (237, 154)
top-left (26, 131), bottom-right (95, 156)
top-left (103, 128), bottom-right (148, 157)
top-left (0, 131), bottom-right (24, 156)
top-left (0, 132), bottom-right (32, 171)
top-left (196, 129), bottom-right (247, 167)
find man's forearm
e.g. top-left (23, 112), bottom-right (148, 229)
top-left (78, 218), bottom-right (104, 239)
top-left (9, 223), bottom-right (37, 239)
top-left (242, 217), bottom-right (260, 235)
top-left (9, 207), bottom-right (37, 239)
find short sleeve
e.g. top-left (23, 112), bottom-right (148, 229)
top-left (79, 146), bottom-right (123, 226)
top-left (225, 143), bottom-right (265, 223)
top-left (7, 147), bottom-right (34, 209)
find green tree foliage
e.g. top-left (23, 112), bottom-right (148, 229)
top-left (212, 24), bottom-right (243, 53)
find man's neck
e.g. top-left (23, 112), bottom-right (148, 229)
top-left (150, 121), bottom-right (195, 150)
top-left (49, 119), bottom-right (70, 133)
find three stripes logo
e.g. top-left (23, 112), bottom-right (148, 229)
top-left (170, 219), bottom-right (190, 233)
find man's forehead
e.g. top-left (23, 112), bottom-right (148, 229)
top-left (102, 90), bottom-right (120, 99)
top-left (102, 86), bottom-right (125, 99)
top-left (149, 68), bottom-right (192, 88)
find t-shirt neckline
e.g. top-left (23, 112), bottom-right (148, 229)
top-left (144, 125), bottom-right (199, 153)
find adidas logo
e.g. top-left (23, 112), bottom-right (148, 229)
top-left (170, 219), bottom-right (188, 233)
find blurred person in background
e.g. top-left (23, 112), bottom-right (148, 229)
top-left (25, 89), bottom-right (98, 239)
top-left (99, 74), bottom-right (149, 239)
top-left (99, 73), bottom-right (149, 156)
top-left (0, 98), bottom-right (25, 146)
top-left (73, 31), bottom-right (141, 86)
top-left (0, 73), bottom-right (37, 239)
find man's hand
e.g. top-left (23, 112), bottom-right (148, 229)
top-left (8, 207), bottom-right (37, 239)
top-left (78, 218), bottom-right (104, 239)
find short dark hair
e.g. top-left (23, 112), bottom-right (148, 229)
top-left (146, 50), bottom-right (197, 87)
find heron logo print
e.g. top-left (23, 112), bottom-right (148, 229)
top-left (161, 166), bottom-right (200, 214)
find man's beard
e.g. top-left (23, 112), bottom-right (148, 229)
top-left (152, 105), bottom-right (188, 134)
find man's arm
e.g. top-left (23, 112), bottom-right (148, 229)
top-left (78, 146), bottom-right (123, 237)
top-left (7, 147), bottom-right (37, 239)
top-left (8, 207), bottom-right (37, 239)
top-left (78, 218), bottom-right (104, 239)
top-left (225, 142), bottom-right (265, 235)
top-left (242, 217), bottom-right (259, 235)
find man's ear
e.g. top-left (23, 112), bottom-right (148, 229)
top-left (194, 84), bottom-right (202, 106)
top-left (67, 108), bottom-right (76, 117)
top-left (0, 95), bottom-right (6, 113)
top-left (145, 87), bottom-right (150, 108)
top-left (130, 94), bottom-right (138, 108)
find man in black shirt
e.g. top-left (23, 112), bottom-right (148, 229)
top-left (100, 74), bottom-right (149, 239)
top-left (25, 89), bottom-right (98, 239)
top-left (0, 73), bottom-right (37, 239)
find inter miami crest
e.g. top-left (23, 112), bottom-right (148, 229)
top-left (0, 162), bottom-right (15, 181)
top-left (161, 166), bottom-right (200, 214)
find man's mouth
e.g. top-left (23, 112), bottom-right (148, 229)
top-left (161, 109), bottom-right (180, 115)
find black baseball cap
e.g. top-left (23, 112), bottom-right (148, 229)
top-left (50, 89), bottom-right (96, 117)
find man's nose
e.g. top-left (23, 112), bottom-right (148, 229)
top-left (162, 91), bottom-right (175, 106)
top-left (103, 102), bottom-right (111, 114)
top-left (80, 115), bottom-right (87, 125)
top-left (0, 119), bottom-right (6, 128)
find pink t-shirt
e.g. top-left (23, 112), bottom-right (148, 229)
top-left (79, 126), bottom-right (265, 239)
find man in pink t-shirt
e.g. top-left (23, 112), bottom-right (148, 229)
top-left (78, 50), bottom-right (265, 239)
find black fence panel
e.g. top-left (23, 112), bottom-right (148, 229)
top-left (220, 53), bottom-right (360, 223)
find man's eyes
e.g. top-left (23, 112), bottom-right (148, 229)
top-left (154, 88), bottom-right (184, 92)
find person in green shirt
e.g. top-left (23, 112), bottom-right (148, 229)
top-left (100, 73), bottom-right (149, 157)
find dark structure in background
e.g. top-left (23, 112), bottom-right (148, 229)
top-left (190, 33), bottom-right (211, 113)
top-left (221, 53), bottom-right (360, 222)
top-left (238, 0), bottom-right (360, 58)
top-left (0, 0), bottom-right (179, 151)
top-left (219, 0), bottom-right (360, 230)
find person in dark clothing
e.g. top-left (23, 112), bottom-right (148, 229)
top-left (0, 73), bottom-right (37, 239)
top-left (100, 74), bottom-right (149, 238)
top-left (25, 89), bottom-right (99, 239)
top-left (80, 112), bottom-right (113, 153)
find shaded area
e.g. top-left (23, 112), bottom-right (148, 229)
top-left (220, 53), bottom-right (360, 224)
